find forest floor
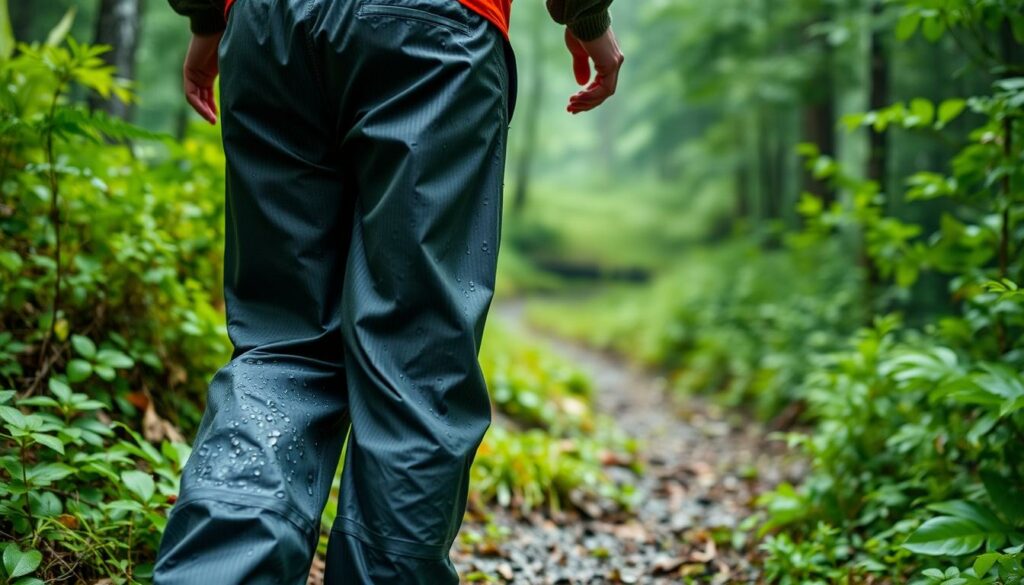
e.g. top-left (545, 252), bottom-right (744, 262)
top-left (450, 300), bottom-right (802, 584)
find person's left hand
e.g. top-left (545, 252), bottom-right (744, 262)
top-left (563, 27), bottom-right (624, 114)
top-left (183, 32), bottom-right (223, 124)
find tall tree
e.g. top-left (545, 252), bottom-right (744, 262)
top-left (866, 0), bottom-right (888, 187)
top-left (510, 7), bottom-right (548, 214)
top-left (90, 0), bottom-right (141, 121)
top-left (801, 6), bottom-right (836, 206)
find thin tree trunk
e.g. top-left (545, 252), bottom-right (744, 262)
top-left (90, 0), bottom-right (142, 121)
top-left (867, 2), bottom-right (889, 188)
top-left (802, 13), bottom-right (836, 206)
top-left (861, 0), bottom-right (889, 317)
top-left (511, 12), bottom-right (545, 214)
top-left (10, 0), bottom-right (33, 43)
top-left (735, 121), bottom-right (751, 221)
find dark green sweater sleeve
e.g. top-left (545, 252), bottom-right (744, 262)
top-left (168, 0), bottom-right (226, 35)
top-left (546, 0), bottom-right (613, 41)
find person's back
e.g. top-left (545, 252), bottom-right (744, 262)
top-left (153, 1), bottom-right (622, 583)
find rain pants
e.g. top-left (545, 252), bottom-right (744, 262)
top-left (153, 0), bottom-right (517, 582)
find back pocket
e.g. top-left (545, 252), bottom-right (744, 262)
top-left (356, 1), bottom-right (471, 34)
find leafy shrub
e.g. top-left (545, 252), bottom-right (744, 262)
top-left (753, 0), bottom-right (1024, 573)
top-left (469, 426), bottom-right (637, 515)
top-left (0, 383), bottom-right (187, 583)
top-left (480, 325), bottom-right (595, 434)
top-left (0, 15), bottom-right (226, 584)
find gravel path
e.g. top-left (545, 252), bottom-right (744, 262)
top-left (451, 300), bottom-right (800, 584)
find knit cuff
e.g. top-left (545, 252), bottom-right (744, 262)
top-left (569, 10), bottom-right (611, 41)
top-left (189, 9), bottom-right (226, 35)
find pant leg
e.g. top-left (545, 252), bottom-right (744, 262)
top-left (153, 1), bottom-right (353, 583)
top-left (304, 0), bottom-right (516, 582)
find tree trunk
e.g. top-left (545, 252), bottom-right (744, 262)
top-left (10, 0), bottom-right (34, 43)
top-left (867, 1), bottom-right (889, 188)
top-left (735, 122), bottom-right (751, 222)
top-left (511, 11), bottom-right (545, 214)
top-left (861, 0), bottom-right (889, 318)
top-left (90, 0), bottom-right (142, 121)
top-left (801, 16), bottom-right (836, 206)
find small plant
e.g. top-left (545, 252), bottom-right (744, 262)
top-left (470, 426), bottom-right (636, 515)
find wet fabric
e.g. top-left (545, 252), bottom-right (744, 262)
top-left (153, 0), bottom-right (516, 582)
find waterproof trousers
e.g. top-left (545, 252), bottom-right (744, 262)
top-left (153, 0), bottom-right (517, 582)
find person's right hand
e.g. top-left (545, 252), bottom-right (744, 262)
top-left (183, 32), bottom-right (223, 125)
top-left (563, 27), bottom-right (624, 114)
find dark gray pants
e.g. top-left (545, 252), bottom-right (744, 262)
top-left (153, 0), bottom-right (516, 581)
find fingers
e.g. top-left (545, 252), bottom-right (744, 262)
top-left (565, 29), bottom-right (591, 85)
top-left (564, 28), bottom-right (624, 114)
top-left (185, 82), bottom-right (217, 125)
top-left (567, 56), bottom-right (622, 113)
top-left (567, 80), bottom-right (610, 114)
top-left (182, 33), bottom-right (222, 125)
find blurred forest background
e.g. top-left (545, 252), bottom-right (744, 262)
top-left (1, 0), bottom-right (1023, 583)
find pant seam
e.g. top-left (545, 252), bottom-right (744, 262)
top-left (331, 516), bottom-right (449, 560)
top-left (300, 0), bottom-right (329, 110)
top-left (172, 487), bottom-right (317, 536)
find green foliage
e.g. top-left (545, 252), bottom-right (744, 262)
top-left (471, 327), bottom-right (639, 515)
top-left (0, 21), bottom-right (230, 428)
top-left (750, 2), bottom-right (1024, 578)
top-left (470, 426), bottom-right (637, 515)
top-left (527, 0), bottom-right (1024, 580)
top-left (0, 382), bottom-right (188, 582)
top-left (0, 15), bottom-right (226, 583)
top-left (530, 240), bottom-right (862, 418)
top-left (480, 326), bottom-right (595, 434)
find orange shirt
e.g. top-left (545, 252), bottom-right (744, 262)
top-left (223, 0), bottom-right (511, 38)
top-left (458, 0), bottom-right (511, 38)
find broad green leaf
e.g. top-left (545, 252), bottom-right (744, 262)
top-left (981, 472), bottom-right (1024, 524)
top-left (3, 546), bottom-right (41, 579)
top-left (12, 577), bottom-right (46, 585)
top-left (104, 499), bottom-right (145, 513)
top-left (121, 470), bottom-right (155, 503)
top-left (17, 397), bottom-right (60, 409)
top-left (927, 501), bottom-right (1006, 532)
top-left (896, 12), bottom-right (921, 40)
top-left (0, 404), bottom-right (26, 429)
top-left (48, 378), bottom-right (72, 403)
top-left (28, 490), bottom-right (62, 518)
top-left (903, 517), bottom-right (988, 556)
top-left (0, 249), bottom-right (22, 272)
top-left (45, 6), bottom-right (76, 47)
top-left (26, 463), bottom-right (75, 485)
top-left (921, 16), bottom-right (945, 41)
top-left (974, 364), bottom-right (1024, 400)
top-left (66, 359), bottom-right (93, 383)
top-left (97, 349), bottom-right (134, 369)
top-left (94, 364), bottom-right (116, 381)
top-left (70, 335), bottom-right (97, 359)
top-left (30, 433), bottom-right (64, 455)
top-left (909, 98), bottom-right (935, 127)
top-left (937, 99), bottom-right (967, 126)
top-left (974, 552), bottom-right (1000, 577)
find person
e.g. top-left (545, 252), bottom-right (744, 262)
top-left (153, 0), bottom-right (622, 582)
